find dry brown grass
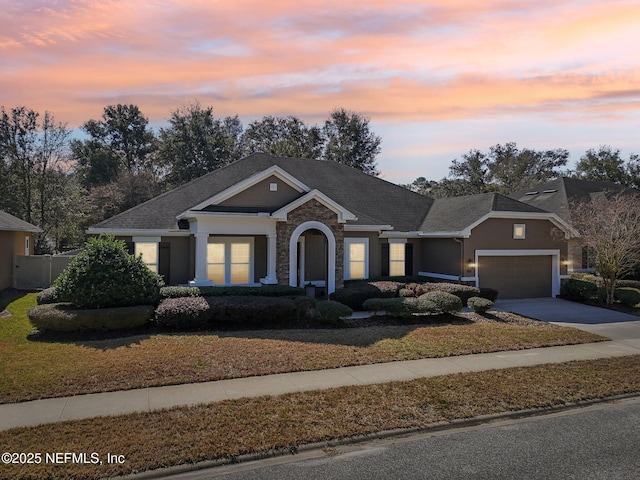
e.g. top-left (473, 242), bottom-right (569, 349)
top-left (0, 293), bottom-right (605, 403)
top-left (1, 355), bottom-right (638, 480)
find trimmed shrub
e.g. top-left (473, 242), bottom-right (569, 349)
top-left (294, 296), bottom-right (317, 320)
top-left (617, 279), bottom-right (640, 289)
top-left (36, 287), bottom-right (62, 305)
top-left (419, 283), bottom-right (481, 304)
top-left (563, 278), bottom-right (598, 302)
top-left (615, 287), bottom-right (640, 307)
top-left (418, 291), bottom-right (462, 313)
top-left (314, 300), bottom-right (353, 324)
top-left (398, 288), bottom-right (414, 297)
top-left (478, 287), bottom-right (499, 302)
top-left (160, 286), bottom-right (201, 299)
top-left (331, 281), bottom-right (403, 310)
top-left (368, 281), bottom-right (404, 296)
top-left (54, 235), bottom-right (163, 309)
top-left (206, 296), bottom-right (296, 325)
top-left (467, 296), bottom-right (494, 314)
top-left (154, 297), bottom-right (211, 329)
top-left (28, 304), bottom-right (154, 332)
top-left (363, 297), bottom-right (418, 318)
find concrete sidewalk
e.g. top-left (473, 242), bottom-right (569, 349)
top-left (2, 337), bottom-right (639, 432)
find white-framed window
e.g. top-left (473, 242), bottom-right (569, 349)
top-left (207, 237), bottom-right (254, 285)
top-left (135, 242), bottom-right (159, 273)
top-left (24, 235), bottom-right (30, 256)
top-left (344, 238), bottom-right (369, 280)
top-left (513, 224), bottom-right (526, 240)
top-left (389, 239), bottom-right (406, 277)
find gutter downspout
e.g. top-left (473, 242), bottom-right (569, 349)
top-left (453, 237), bottom-right (463, 284)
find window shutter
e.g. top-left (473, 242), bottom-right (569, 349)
top-left (125, 242), bottom-right (134, 255)
top-left (405, 243), bottom-right (413, 276)
top-left (159, 242), bottom-right (171, 283)
top-left (381, 243), bottom-right (389, 277)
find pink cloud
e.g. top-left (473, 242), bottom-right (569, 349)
top-left (0, 0), bottom-right (638, 131)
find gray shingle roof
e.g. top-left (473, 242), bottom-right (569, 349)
top-left (92, 153), bottom-right (433, 232)
top-left (0, 210), bottom-right (41, 233)
top-left (510, 177), bottom-right (632, 223)
top-left (93, 153), bottom-right (556, 234)
top-left (420, 192), bottom-right (548, 233)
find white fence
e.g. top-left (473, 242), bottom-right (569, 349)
top-left (13, 255), bottom-right (74, 290)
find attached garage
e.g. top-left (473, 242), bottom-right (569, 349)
top-left (475, 250), bottom-right (560, 299)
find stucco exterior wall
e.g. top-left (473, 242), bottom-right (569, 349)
top-left (0, 231), bottom-right (32, 290)
top-left (219, 175), bottom-right (301, 208)
top-left (463, 218), bottom-right (569, 275)
top-left (420, 238), bottom-right (462, 278)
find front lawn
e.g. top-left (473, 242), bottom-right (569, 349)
top-left (1, 355), bottom-right (638, 480)
top-left (0, 292), bottom-right (605, 404)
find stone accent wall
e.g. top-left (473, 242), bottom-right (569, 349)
top-left (276, 198), bottom-right (344, 289)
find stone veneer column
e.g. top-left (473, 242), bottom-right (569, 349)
top-left (275, 199), bottom-right (344, 292)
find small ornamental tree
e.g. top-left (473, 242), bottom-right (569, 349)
top-left (54, 235), bottom-right (163, 308)
top-left (570, 192), bottom-right (640, 304)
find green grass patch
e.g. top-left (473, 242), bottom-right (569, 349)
top-left (0, 293), bottom-right (606, 404)
top-left (1, 355), bottom-right (638, 480)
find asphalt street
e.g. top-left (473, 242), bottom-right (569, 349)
top-left (165, 397), bottom-right (640, 480)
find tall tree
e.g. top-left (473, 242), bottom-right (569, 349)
top-left (0, 106), bottom-right (71, 252)
top-left (76, 104), bottom-right (157, 177)
top-left (574, 146), bottom-right (627, 184)
top-left (158, 102), bottom-right (243, 188)
top-left (570, 192), bottom-right (640, 304)
top-left (407, 142), bottom-right (569, 198)
top-left (241, 115), bottom-right (323, 159)
top-left (322, 108), bottom-right (381, 176)
top-left (573, 145), bottom-right (640, 188)
top-left (72, 104), bottom-right (161, 227)
top-left (487, 142), bottom-right (569, 193)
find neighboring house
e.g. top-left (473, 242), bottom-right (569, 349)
top-left (510, 177), bottom-right (635, 273)
top-left (0, 210), bottom-right (41, 291)
top-left (89, 153), bottom-right (574, 299)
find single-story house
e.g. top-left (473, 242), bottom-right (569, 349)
top-left (88, 153), bottom-right (574, 299)
top-left (0, 210), bottom-right (41, 291)
top-left (510, 177), bottom-right (636, 273)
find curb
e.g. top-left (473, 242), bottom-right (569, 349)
top-left (113, 392), bottom-right (640, 480)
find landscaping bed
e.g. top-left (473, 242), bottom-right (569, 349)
top-left (0, 292), bottom-right (606, 404)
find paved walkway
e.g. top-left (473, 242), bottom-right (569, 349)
top-left (2, 300), bottom-right (640, 432)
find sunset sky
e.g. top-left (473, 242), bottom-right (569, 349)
top-left (2, 0), bottom-right (639, 183)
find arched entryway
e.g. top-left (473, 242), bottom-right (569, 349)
top-left (288, 221), bottom-right (336, 294)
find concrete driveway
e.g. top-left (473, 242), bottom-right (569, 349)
top-left (494, 298), bottom-right (640, 341)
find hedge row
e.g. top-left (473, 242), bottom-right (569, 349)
top-left (154, 296), bottom-right (352, 329)
top-left (331, 280), bottom-right (498, 310)
top-left (159, 285), bottom-right (305, 299)
top-left (27, 304), bottom-right (155, 332)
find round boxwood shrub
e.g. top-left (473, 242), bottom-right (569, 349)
top-left (314, 300), bottom-right (353, 324)
top-left (54, 235), bottom-right (163, 309)
top-left (28, 304), bottom-right (154, 332)
top-left (615, 287), bottom-right (640, 307)
top-left (467, 296), bottom-right (494, 314)
top-left (418, 291), bottom-right (462, 313)
top-left (36, 286), bottom-right (62, 305)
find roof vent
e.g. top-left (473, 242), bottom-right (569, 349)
top-left (525, 191), bottom-right (539, 195)
top-left (542, 189), bottom-right (557, 193)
